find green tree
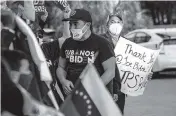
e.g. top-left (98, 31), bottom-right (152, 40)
top-left (46, 1), bottom-right (153, 38)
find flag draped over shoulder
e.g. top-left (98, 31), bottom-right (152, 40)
top-left (60, 63), bottom-right (122, 116)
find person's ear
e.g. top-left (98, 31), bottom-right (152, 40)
top-left (83, 22), bottom-right (91, 32)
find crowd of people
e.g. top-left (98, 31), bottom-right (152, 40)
top-left (1, 1), bottom-right (153, 116)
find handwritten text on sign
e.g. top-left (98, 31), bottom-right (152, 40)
top-left (114, 37), bottom-right (160, 96)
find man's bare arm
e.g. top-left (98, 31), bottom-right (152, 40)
top-left (101, 57), bottom-right (116, 85)
top-left (56, 57), bottom-right (67, 84)
top-left (56, 56), bottom-right (74, 95)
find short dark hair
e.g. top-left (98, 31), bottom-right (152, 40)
top-left (2, 49), bottom-right (28, 71)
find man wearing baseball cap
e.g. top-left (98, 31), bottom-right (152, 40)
top-left (57, 9), bottom-right (121, 98)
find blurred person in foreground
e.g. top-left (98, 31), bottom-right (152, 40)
top-left (1, 7), bottom-right (45, 103)
top-left (1, 6), bottom-right (54, 107)
top-left (1, 58), bottom-right (64, 116)
top-left (2, 1), bottom-right (70, 107)
top-left (56, 9), bottom-right (121, 98)
top-left (1, 7), bottom-right (33, 90)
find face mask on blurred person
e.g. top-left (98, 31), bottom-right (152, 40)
top-left (71, 23), bottom-right (89, 40)
top-left (108, 23), bottom-right (123, 37)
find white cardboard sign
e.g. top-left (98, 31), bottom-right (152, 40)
top-left (114, 37), bottom-right (160, 96)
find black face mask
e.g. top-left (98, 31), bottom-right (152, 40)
top-left (18, 73), bottom-right (33, 90)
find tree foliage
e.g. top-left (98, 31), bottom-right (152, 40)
top-left (141, 1), bottom-right (176, 25)
top-left (45, 1), bottom-right (153, 38)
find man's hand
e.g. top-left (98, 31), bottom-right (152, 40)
top-left (113, 94), bottom-right (118, 102)
top-left (147, 72), bottom-right (153, 81)
top-left (62, 79), bottom-right (74, 95)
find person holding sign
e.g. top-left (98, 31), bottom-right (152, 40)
top-left (101, 9), bottom-right (153, 114)
top-left (101, 9), bottom-right (126, 114)
top-left (56, 9), bottom-right (120, 98)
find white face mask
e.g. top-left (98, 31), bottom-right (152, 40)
top-left (71, 23), bottom-right (88, 40)
top-left (108, 23), bottom-right (123, 37)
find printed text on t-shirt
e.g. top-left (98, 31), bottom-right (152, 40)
top-left (65, 50), bottom-right (96, 63)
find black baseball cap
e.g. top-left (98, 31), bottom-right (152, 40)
top-left (62, 9), bottom-right (92, 23)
